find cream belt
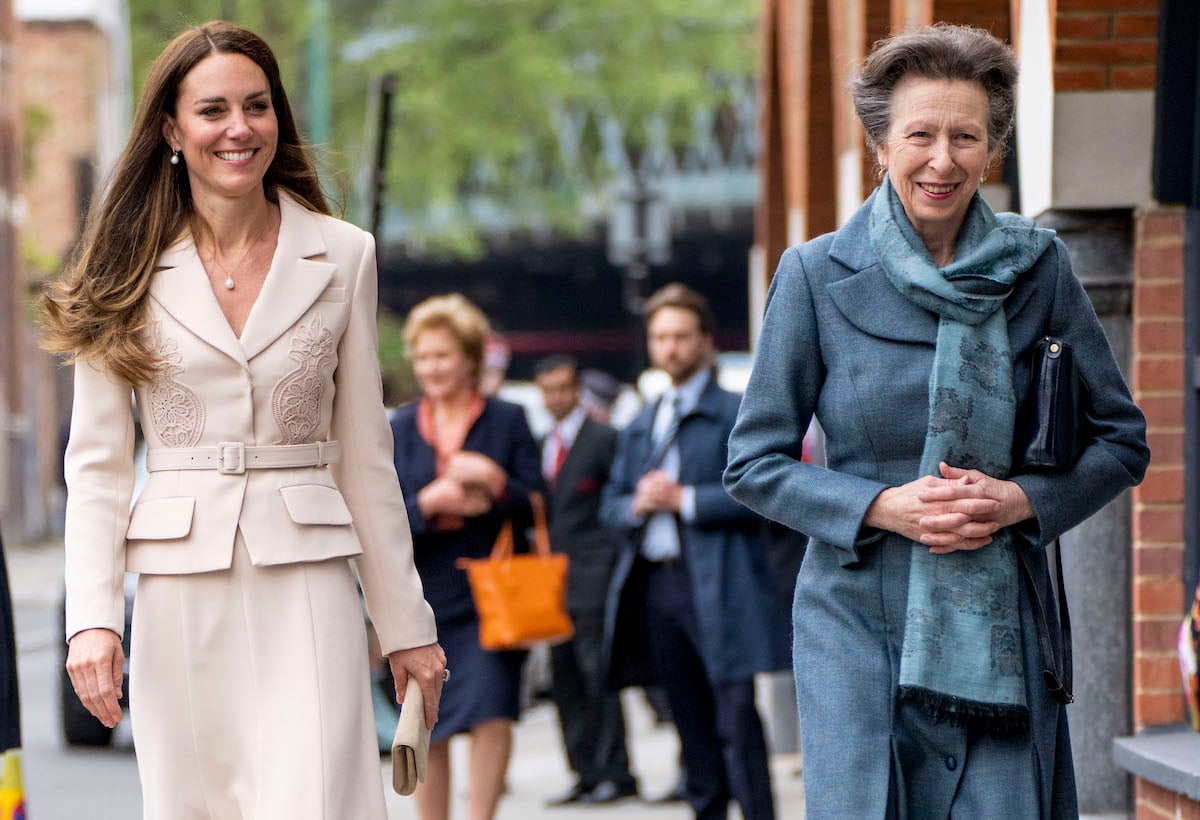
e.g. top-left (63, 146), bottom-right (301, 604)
top-left (145, 441), bottom-right (341, 475)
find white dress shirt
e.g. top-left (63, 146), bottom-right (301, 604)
top-left (640, 369), bottom-right (708, 561)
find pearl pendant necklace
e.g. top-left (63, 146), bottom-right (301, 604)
top-left (207, 210), bottom-right (276, 294)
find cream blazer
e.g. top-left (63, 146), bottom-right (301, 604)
top-left (63, 192), bottom-right (437, 655)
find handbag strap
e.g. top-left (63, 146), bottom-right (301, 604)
top-left (528, 492), bottom-right (552, 557)
top-left (488, 492), bottom-right (552, 560)
top-left (1018, 538), bottom-right (1074, 705)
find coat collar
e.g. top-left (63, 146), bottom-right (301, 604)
top-left (824, 191), bottom-right (1039, 344)
top-left (631, 369), bottom-right (726, 438)
top-left (149, 191), bottom-right (338, 365)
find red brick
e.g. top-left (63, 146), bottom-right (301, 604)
top-left (1136, 691), bottom-right (1185, 727)
top-left (1133, 542), bottom-right (1185, 574)
top-left (1057, 14), bottom-right (1112, 39)
top-left (1137, 513), bottom-right (1185, 552)
top-left (1135, 319), bottom-right (1185, 354)
top-left (1138, 209), bottom-right (1187, 241)
top-left (1055, 66), bottom-right (1108, 91)
top-left (1134, 577), bottom-right (1185, 617)
top-left (1181, 793), bottom-right (1200, 820)
top-left (1134, 356), bottom-right (1185, 392)
top-left (1136, 655), bottom-right (1185, 690)
top-left (1057, 39), bottom-right (1157, 65)
top-left (1137, 466), bottom-right (1186, 504)
top-left (1114, 13), bottom-right (1159, 38)
top-left (1136, 396), bottom-right (1185, 428)
top-left (1137, 777), bottom-right (1180, 817)
top-left (1146, 431), bottom-right (1184, 462)
top-left (1135, 243), bottom-right (1186, 281)
top-left (1059, 0), bottom-right (1155, 11)
top-left (1114, 65), bottom-right (1157, 90)
top-left (1134, 281), bottom-right (1185, 318)
top-left (1135, 618), bottom-right (1185, 652)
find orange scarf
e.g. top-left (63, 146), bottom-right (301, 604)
top-left (416, 393), bottom-right (486, 530)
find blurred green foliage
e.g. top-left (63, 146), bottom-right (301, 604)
top-left (128, 0), bottom-right (757, 256)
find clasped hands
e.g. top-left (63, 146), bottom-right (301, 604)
top-left (865, 462), bottom-right (1034, 554)
top-left (419, 452), bottom-right (508, 519)
top-left (633, 469), bottom-right (683, 518)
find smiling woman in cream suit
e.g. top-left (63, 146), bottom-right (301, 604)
top-left (40, 21), bottom-right (445, 820)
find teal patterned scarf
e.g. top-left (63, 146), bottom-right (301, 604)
top-left (868, 176), bottom-right (1054, 733)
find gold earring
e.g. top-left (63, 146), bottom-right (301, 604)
top-left (876, 167), bottom-right (886, 182)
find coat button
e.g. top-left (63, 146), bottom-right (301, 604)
top-left (945, 756), bottom-right (957, 771)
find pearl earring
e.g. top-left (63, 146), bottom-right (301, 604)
top-left (170, 150), bottom-right (180, 166)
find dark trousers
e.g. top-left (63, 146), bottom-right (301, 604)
top-left (643, 561), bottom-right (775, 820)
top-left (550, 609), bottom-right (635, 789)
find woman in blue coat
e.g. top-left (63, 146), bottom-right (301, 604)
top-left (390, 293), bottom-right (544, 820)
top-left (724, 25), bottom-right (1149, 819)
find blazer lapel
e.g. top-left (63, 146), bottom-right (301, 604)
top-left (824, 193), bottom-right (1043, 345)
top-left (238, 193), bottom-right (337, 361)
top-left (150, 237), bottom-right (249, 367)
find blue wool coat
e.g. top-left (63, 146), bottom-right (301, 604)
top-left (724, 194), bottom-right (1149, 819)
top-left (601, 375), bottom-right (790, 688)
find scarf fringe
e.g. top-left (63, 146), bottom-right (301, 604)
top-left (898, 685), bottom-right (1030, 737)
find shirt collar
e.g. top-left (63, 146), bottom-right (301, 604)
top-left (666, 368), bottom-right (710, 417)
top-left (552, 405), bottom-right (587, 447)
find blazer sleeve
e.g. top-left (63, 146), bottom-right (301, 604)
top-left (725, 246), bottom-right (891, 556)
top-left (1009, 239), bottom-right (1149, 545)
top-left (600, 419), bottom-right (646, 533)
top-left (330, 232), bottom-right (438, 654)
top-left (62, 359), bottom-right (137, 641)
top-left (490, 405), bottom-right (546, 523)
top-left (390, 411), bottom-right (436, 538)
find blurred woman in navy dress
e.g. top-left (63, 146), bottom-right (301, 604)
top-left (390, 293), bottom-right (544, 820)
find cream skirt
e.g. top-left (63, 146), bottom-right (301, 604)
top-left (129, 535), bottom-right (386, 820)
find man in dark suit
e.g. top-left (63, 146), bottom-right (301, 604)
top-left (535, 356), bottom-right (638, 806)
top-left (602, 284), bottom-right (789, 820)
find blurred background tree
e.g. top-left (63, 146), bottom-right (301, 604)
top-left (127, 0), bottom-right (757, 257)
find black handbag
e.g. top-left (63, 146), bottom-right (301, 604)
top-left (1017, 336), bottom-right (1089, 471)
top-left (1013, 336), bottom-right (1089, 705)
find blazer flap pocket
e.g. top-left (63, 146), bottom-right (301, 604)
top-left (127, 497), bottom-right (196, 540)
top-left (280, 484), bottom-right (353, 525)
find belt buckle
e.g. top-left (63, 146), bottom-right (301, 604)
top-left (217, 441), bottom-right (246, 475)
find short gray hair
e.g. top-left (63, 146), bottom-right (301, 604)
top-left (850, 24), bottom-right (1018, 163)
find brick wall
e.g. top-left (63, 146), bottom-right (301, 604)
top-left (1055, 0), bottom-right (1158, 91)
top-left (1135, 778), bottom-right (1200, 819)
top-left (15, 20), bottom-right (108, 271)
top-left (1131, 206), bottom-right (1194, 819)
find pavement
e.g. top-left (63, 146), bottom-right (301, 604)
top-left (6, 537), bottom-right (807, 819)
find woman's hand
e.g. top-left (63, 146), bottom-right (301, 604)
top-left (864, 461), bottom-right (1033, 554)
top-left (388, 642), bottom-right (448, 731)
top-left (65, 628), bottom-right (125, 728)
top-left (417, 475), bottom-right (494, 519)
top-left (444, 452), bottom-right (507, 500)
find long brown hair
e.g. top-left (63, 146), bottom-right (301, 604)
top-left (40, 20), bottom-right (331, 385)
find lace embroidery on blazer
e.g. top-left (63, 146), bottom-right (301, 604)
top-left (147, 332), bottom-right (206, 447)
top-left (273, 314), bottom-right (336, 444)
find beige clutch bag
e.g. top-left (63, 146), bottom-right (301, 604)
top-left (391, 677), bottom-right (431, 795)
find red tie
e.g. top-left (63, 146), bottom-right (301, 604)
top-left (552, 431), bottom-right (568, 478)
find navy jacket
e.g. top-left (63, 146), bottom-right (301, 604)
top-left (601, 374), bottom-right (789, 687)
top-left (391, 397), bottom-right (546, 624)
